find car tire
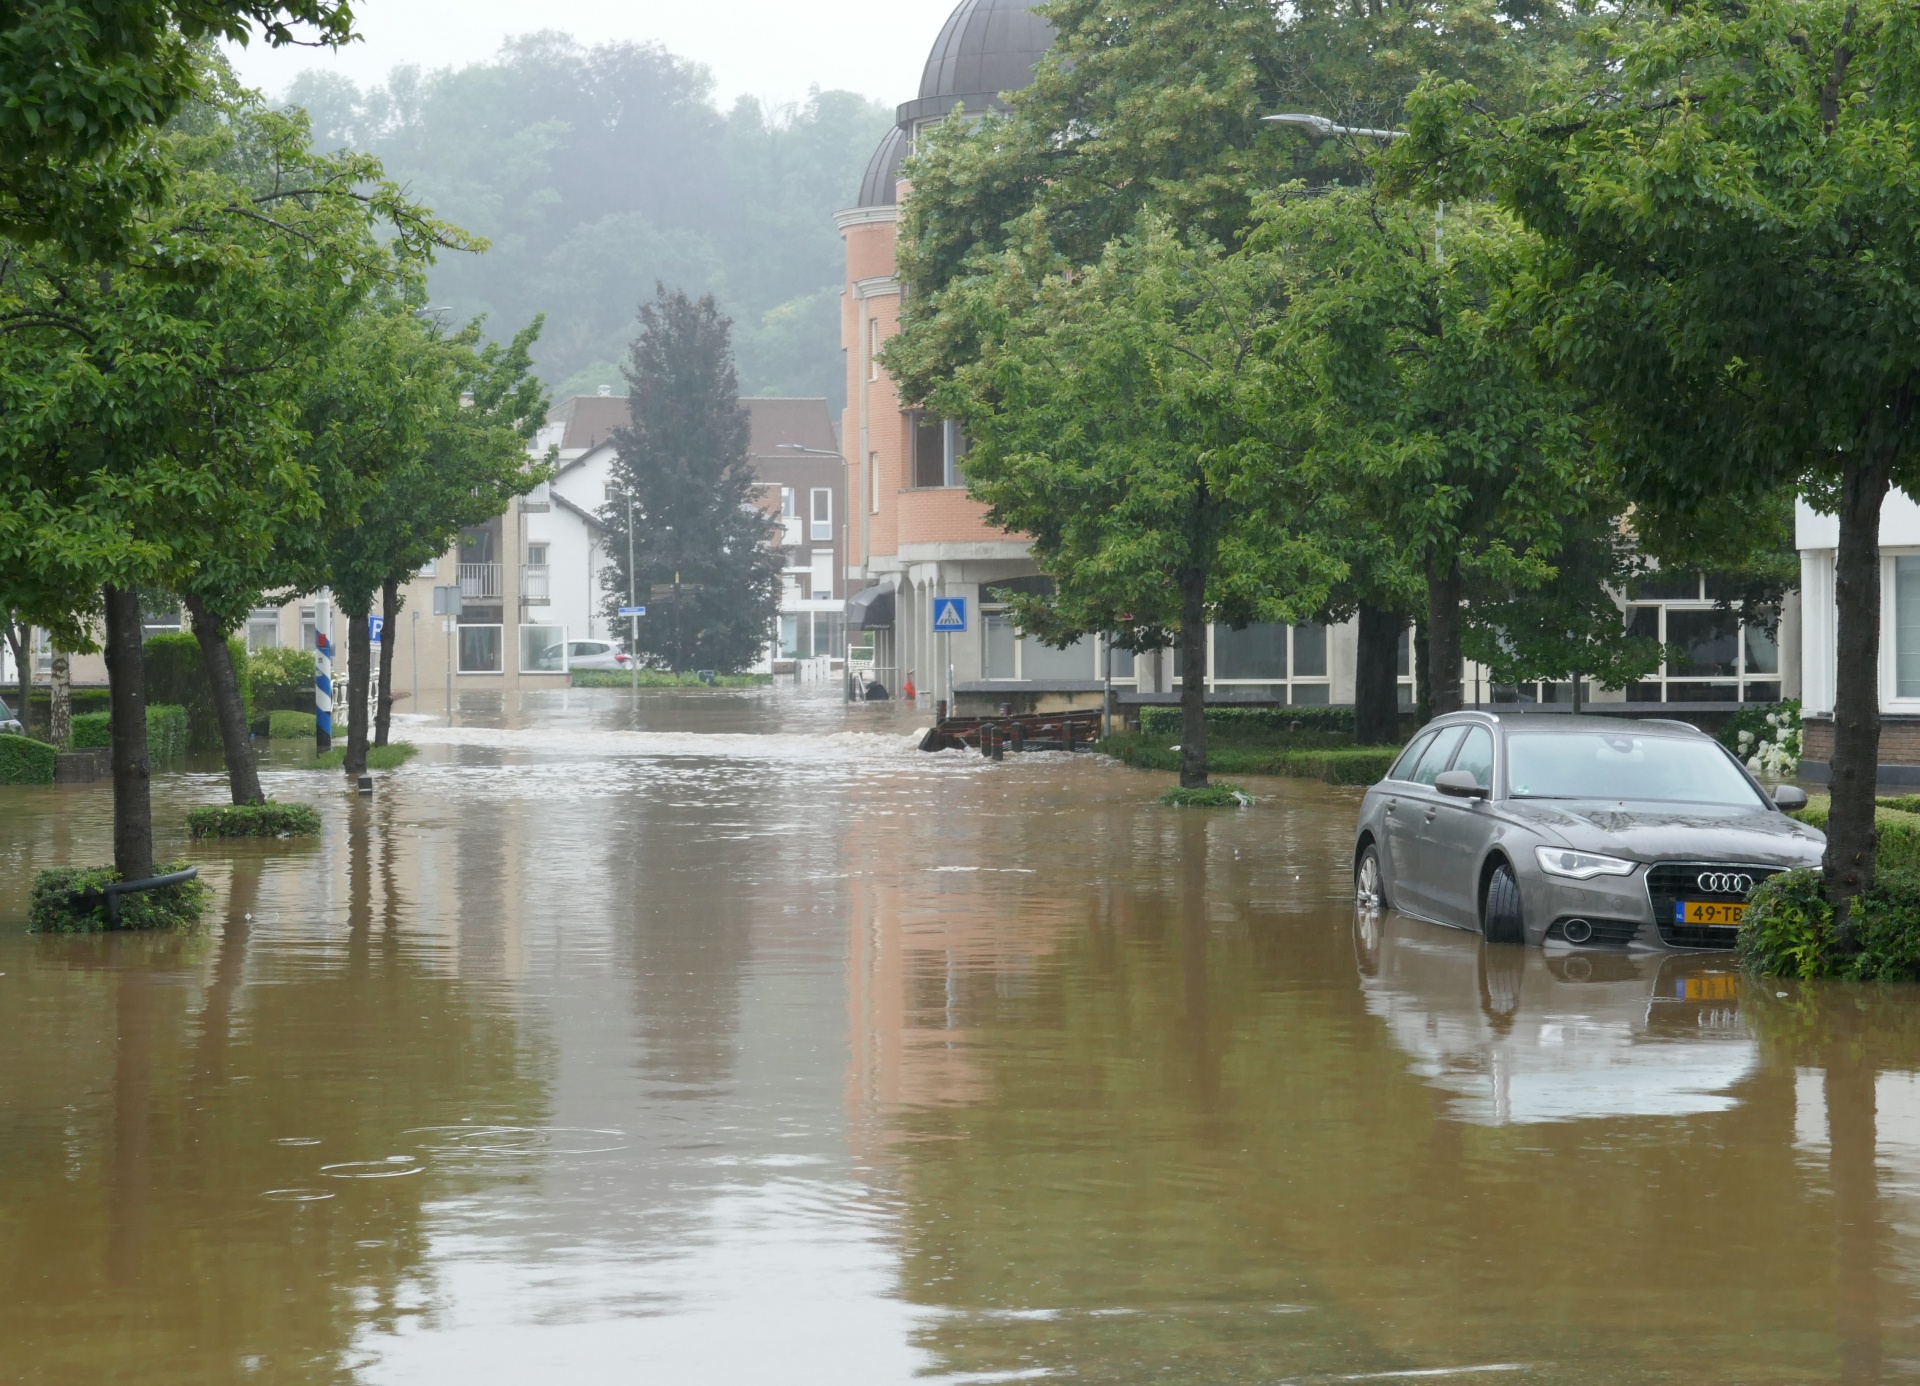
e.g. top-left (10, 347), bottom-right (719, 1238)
top-left (1355, 843), bottom-right (1388, 910)
top-left (1483, 861), bottom-right (1525, 944)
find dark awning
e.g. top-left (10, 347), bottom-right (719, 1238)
top-left (846, 584), bottom-right (895, 631)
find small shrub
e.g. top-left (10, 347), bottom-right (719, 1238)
top-left (1719, 699), bottom-right (1801, 778)
top-left (1159, 782), bottom-right (1253, 807)
top-left (1788, 800), bottom-right (1920, 875)
top-left (146, 703), bottom-right (189, 762)
top-left (1739, 867), bottom-right (1920, 981)
top-left (252, 646), bottom-right (318, 712)
top-left (30, 860), bottom-right (210, 932)
top-left (144, 632), bottom-right (250, 753)
top-left (187, 801), bottom-right (323, 838)
top-left (1738, 870), bottom-right (1834, 979)
top-left (67, 705), bottom-right (189, 761)
top-left (268, 710), bottom-right (317, 740)
top-left (0, 733), bottom-right (56, 785)
top-left (1138, 705), bottom-right (1355, 737)
top-left (307, 740), bottom-right (418, 771)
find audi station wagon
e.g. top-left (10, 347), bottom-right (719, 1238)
top-left (1352, 713), bottom-right (1824, 950)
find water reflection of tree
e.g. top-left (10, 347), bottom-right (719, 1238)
top-left (882, 895), bottom-right (1864, 1383)
top-left (0, 836), bottom-right (552, 1381)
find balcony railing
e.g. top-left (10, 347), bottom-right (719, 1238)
top-left (522, 564), bottom-right (550, 603)
top-left (458, 562), bottom-right (502, 600)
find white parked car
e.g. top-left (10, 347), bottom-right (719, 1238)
top-left (0, 697), bottom-right (21, 736)
top-left (546, 640), bottom-right (631, 671)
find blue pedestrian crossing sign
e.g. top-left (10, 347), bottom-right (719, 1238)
top-left (932, 597), bottom-right (968, 632)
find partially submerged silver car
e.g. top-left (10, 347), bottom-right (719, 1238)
top-left (1352, 713), bottom-right (1824, 950)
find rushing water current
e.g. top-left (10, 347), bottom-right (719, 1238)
top-left (0, 685), bottom-right (1911, 1383)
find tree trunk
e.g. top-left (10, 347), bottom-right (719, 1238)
top-left (344, 610), bottom-right (371, 777)
top-left (1425, 557), bottom-right (1464, 717)
top-left (184, 594), bottom-right (264, 805)
top-left (1354, 602), bottom-right (1401, 745)
top-left (1413, 621), bottom-right (1431, 725)
top-left (1178, 565), bottom-right (1209, 789)
top-left (1825, 453), bottom-right (1895, 913)
top-left (102, 586), bottom-right (154, 883)
top-left (375, 578), bottom-right (399, 747)
top-left (50, 647), bottom-right (70, 749)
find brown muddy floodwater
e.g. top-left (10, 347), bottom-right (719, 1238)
top-left (0, 684), bottom-right (1911, 1384)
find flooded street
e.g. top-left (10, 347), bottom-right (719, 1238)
top-left (0, 685), bottom-right (1913, 1383)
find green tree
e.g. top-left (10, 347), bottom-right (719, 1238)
top-left (1393, 0), bottom-right (1920, 905)
top-left (0, 75), bottom-right (459, 877)
top-left (0, 1), bottom-right (354, 255)
top-left (890, 216), bottom-right (1340, 787)
top-left (600, 286), bottom-right (782, 674)
top-left (303, 309), bottom-right (551, 776)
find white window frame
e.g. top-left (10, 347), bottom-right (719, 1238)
top-left (1883, 550), bottom-right (1920, 709)
top-left (979, 608), bottom-right (1135, 685)
top-left (1202, 623), bottom-right (1331, 704)
top-left (456, 623), bottom-right (505, 675)
top-left (810, 488), bottom-right (833, 542)
top-left (1624, 575), bottom-right (1781, 704)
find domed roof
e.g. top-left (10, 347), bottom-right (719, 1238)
top-left (855, 124), bottom-right (909, 208)
top-left (896, 0), bottom-right (1052, 129)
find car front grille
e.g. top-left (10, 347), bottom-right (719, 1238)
top-left (1645, 862), bottom-right (1782, 949)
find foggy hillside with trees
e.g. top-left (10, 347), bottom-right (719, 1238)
top-left (284, 32), bottom-right (892, 406)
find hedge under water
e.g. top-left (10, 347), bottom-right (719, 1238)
top-left (0, 683), bottom-right (1912, 1383)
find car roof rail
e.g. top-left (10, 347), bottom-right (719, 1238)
top-left (1635, 718), bottom-right (1706, 736)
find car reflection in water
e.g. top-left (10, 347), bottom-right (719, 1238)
top-left (1353, 906), bottom-right (1756, 1126)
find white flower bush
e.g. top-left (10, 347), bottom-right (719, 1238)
top-left (1737, 704), bottom-right (1802, 779)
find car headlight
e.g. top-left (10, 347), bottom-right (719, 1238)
top-left (1534, 846), bottom-right (1638, 880)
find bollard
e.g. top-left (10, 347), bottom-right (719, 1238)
top-left (357, 774), bottom-right (374, 795)
top-left (1064, 719), bottom-right (1076, 752)
top-left (1012, 722), bottom-right (1025, 753)
top-left (979, 725), bottom-right (993, 758)
top-left (991, 727), bottom-right (1005, 761)
top-left (936, 699), bottom-right (947, 724)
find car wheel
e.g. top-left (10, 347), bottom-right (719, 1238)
top-left (1483, 861), bottom-right (1525, 944)
top-left (1355, 843), bottom-right (1388, 910)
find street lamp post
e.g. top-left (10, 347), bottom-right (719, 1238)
top-left (1262, 111), bottom-right (1442, 264)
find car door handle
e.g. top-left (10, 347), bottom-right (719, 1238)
top-left (1423, 808), bottom-right (1437, 823)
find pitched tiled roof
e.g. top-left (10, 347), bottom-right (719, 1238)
top-left (743, 397), bottom-right (840, 459)
top-left (550, 393), bottom-right (630, 451)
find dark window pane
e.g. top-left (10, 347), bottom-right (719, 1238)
top-left (1289, 682), bottom-right (1330, 705)
top-left (912, 413), bottom-right (945, 487)
top-left (1743, 681), bottom-right (1781, 704)
top-left (1413, 726), bottom-right (1468, 785)
top-left (1491, 684), bottom-right (1537, 704)
top-left (1627, 682), bottom-right (1664, 702)
top-left (1292, 623), bottom-right (1328, 677)
top-left (1744, 623), bottom-right (1779, 675)
top-left (1214, 622), bottom-right (1288, 680)
top-left (1667, 608), bottom-right (1739, 676)
top-left (1390, 732), bottom-right (1436, 781)
top-left (1396, 626), bottom-right (1410, 678)
top-left (1668, 680), bottom-right (1740, 702)
top-left (1626, 606), bottom-right (1661, 641)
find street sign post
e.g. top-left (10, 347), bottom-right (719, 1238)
top-left (932, 597), bottom-right (966, 706)
top-left (619, 606), bottom-right (647, 695)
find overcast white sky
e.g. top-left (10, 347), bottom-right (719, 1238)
top-left (224, 0), bottom-right (961, 109)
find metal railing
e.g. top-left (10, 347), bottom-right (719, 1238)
top-left (458, 563), bottom-right (502, 600)
top-left (521, 564), bottom-right (550, 602)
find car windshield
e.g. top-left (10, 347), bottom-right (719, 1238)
top-left (1505, 731), bottom-right (1766, 806)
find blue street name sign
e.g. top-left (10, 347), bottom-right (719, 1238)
top-left (369, 615), bottom-right (384, 645)
top-left (932, 597), bottom-right (968, 632)
top-left (619, 605), bottom-right (648, 617)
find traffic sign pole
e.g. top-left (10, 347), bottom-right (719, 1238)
top-left (618, 606), bottom-right (647, 701)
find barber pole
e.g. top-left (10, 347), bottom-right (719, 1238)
top-left (315, 631), bottom-right (334, 752)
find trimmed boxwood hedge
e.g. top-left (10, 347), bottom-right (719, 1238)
top-left (1138, 705), bottom-right (1356, 737)
top-left (0, 733), bottom-right (56, 785)
top-left (267, 710), bottom-right (317, 740)
top-left (1102, 733), bottom-right (1399, 785)
top-left (187, 801), bottom-right (322, 838)
top-left (29, 860), bottom-right (209, 932)
top-left (70, 704), bottom-right (189, 761)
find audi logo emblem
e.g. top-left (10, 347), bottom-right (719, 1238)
top-left (1696, 872), bottom-right (1755, 895)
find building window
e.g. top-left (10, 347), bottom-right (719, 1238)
top-left (246, 609), bottom-right (281, 652)
top-left (910, 412), bottom-right (966, 488)
top-left (980, 610), bottom-right (1133, 684)
top-left (868, 318), bottom-right (882, 381)
top-left (518, 623), bottom-right (566, 673)
top-left (457, 625), bottom-right (504, 674)
top-left (1897, 556), bottom-right (1920, 697)
top-left (300, 607), bottom-right (317, 652)
top-left (781, 486), bottom-right (797, 518)
top-left (869, 451), bottom-right (881, 514)
top-left (527, 543), bottom-right (548, 567)
top-left (1622, 572), bottom-right (1780, 703)
top-left (1196, 622), bottom-right (1331, 703)
top-left (810, 488), bottom-right (832, 542)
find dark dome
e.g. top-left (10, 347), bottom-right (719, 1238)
top-left (896, 0), bottom-right (1052, 129)
top-left (856, 125), bottom-right (909, 207)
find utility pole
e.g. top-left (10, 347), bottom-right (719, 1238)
top-left (628, 489), bottom-right (638, 703)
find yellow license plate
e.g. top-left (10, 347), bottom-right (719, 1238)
top-left (1677, 901), bottom-right (1746, 927)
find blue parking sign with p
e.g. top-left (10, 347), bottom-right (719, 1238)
top-left (932, 597), bottom-right (967, 632)
top-left (369, 616), bottom-right (384, 645)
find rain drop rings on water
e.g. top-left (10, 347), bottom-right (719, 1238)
top-left (404, 1125), bottom-right (628, 1157)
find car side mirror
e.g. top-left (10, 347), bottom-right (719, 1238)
top-left (1772, 784), bottom-right (1809, 811)
top-left (1435, 769), bottom-right (1488, 800)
